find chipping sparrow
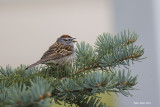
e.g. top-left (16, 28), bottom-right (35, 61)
top-left (26, 35), bottom-right (76, 69)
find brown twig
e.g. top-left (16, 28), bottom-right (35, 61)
top-left (16, 92), bottom-right (51, 107)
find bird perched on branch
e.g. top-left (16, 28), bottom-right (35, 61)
top-left (26, 35), bottom-right (76, 69)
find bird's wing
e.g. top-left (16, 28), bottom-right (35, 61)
top-left (40, 42), bottom-right (73, 62)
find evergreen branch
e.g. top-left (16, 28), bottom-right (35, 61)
top-left (100, 44), bottom-right (144, 68)
top-left (0, 30), bottom-right (145, 107)
top-left (70, 95), bottom-right (107, 107)
top-left (52, 70), bottom-right (137, 104)
top-left (95, 30), bottom-right (138, 56)
top-left (73, 30), bottom-right (143, 75)
top-left (75, 42), bottom-right (97, 71)
top-left (0, 77), bottom-right (53, 107)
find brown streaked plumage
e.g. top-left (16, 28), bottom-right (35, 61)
top-left (26, 35), bottom-right (76, 69)
top-left (40, 42), bottom-right (73, 61)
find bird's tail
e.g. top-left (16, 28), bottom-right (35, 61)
top-left (26, 61), bottom-right (42, 69)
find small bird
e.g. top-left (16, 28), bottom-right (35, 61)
top-left (26, 35), bottom-right (76, 69)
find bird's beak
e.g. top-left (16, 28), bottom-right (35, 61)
top-left (72, 38), bottom-right (77, 42)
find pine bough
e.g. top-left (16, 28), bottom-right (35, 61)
top-left (0, 30), bottom-right (145, 107)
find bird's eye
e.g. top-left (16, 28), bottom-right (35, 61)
top-left (64, 39), bottom-right (67, 41)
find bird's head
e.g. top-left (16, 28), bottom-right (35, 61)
top-left (57, 35), bottom-right (76, 46)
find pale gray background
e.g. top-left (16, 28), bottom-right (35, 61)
top-left (0, 0), bottom-right (114, 68)
top-left (113, 0), bottom-right (160, 107)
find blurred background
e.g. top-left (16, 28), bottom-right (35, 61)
top-left (0, 0), bottom-right (159, 106)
